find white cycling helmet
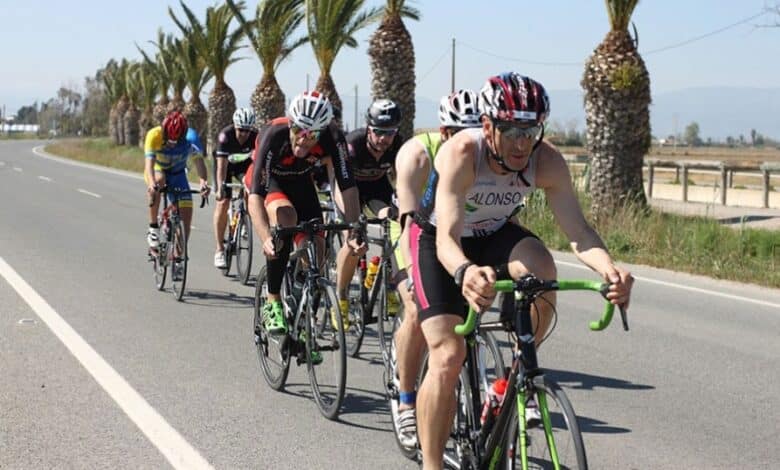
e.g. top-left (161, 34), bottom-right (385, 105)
top-left (232, 107), bottom-right (256, 129)
top-left (438, 89), bottom-right (481, 128)
top-left (287, 90), bottom-right (333, 131)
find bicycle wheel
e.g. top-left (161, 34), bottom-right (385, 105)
top-left (344, 296), bottom-right (365, 358)
top-left (375, 273), bottom-right (397, 361)
top-left (387, 312), bottom-right (419, 460)
top-left (170, 218), bottom-right (188, 301)
top-left (253, 266), bottom-right (290, 390)
top-left (222, 224), bottom-right (234, 277)
top-left (504, 377), bottom-right (587, 470)
top-left (236, 212), bottom-right (253, 285)
top-left (152, 245), bottom-right (167, 291)
top-left (306, 279), bottom-right (347, 420)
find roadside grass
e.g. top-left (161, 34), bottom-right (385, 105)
top-left (0, 132), bottom-right (41, 140)
top-left (519, 191), bottom-right (780, 288)
top-left (46, 137), bottom-right (146, 173)
top-left (48, 138), bottom-right (780, 288)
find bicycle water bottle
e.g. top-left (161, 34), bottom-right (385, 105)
top-left (480, 377), bottom-right (508, 425)
top-left (364, 256), bottom-right (380, 289)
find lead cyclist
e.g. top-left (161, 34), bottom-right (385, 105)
top-left (212, 108), bottom-right (259, 269)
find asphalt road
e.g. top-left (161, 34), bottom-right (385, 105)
top-left (2, 140), bottom-right (779, 469)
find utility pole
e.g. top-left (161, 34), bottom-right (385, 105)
top-left (451, 38), bottom-right (456, 93)
top-left (354, 84), bottom-right (358, 131)
top-left (673, 113), bottom-right (678, 154)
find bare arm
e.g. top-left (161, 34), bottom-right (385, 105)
top-left (538, 144), bottom-right (633, 306)
top-left (433, 137), bottom-right (476, 276)
top-left (395, 138), bottom-right (431, 269)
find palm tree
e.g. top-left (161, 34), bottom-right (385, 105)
top-left (100, 59), bottom-right (122, 143)
top-left (305, 0), bottom-right (382, 128)
top-left (123, 62), bottom-right (143, 146)
top-left (114, 59), bottom-right (131, 145)
top-left (138, 29), bottom-right (173, 125)
top-left (170, 1), bottom-right (244, 156)
top-left (135, 60), bottom-right (160, 147)
top-left (169, 36), bottom-right (212, 142)
top-left (228, 0), bottom-right (307, 123)
top-left (581, 0), bottom-right (651, 216)
top-left (368, 0), bottom-right (420, 138)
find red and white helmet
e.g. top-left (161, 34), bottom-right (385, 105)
top-left (438, 89), bottom-right (481, 128)
top-left (162, 111), bottom-right (188, 141)
top-left (479, 72), bottom-right (550, 125)
top-left (287, 90), bottom-right (333, 131)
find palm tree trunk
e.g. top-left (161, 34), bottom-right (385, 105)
top-left (315, 74), bottom-right (342, 129)
top-left (251, 75), bottom-right (286, 124)
top-left (208, 80), bottom-right (236, 157)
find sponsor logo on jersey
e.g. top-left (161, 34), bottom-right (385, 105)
top-left (466, 190), bottom-right (525, 207)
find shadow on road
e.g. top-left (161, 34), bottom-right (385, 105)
top-left (181, 289), bottom-right (254, 308)
top-left (544, 368), bottom-right (654, 392)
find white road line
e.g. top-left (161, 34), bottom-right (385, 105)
top-left (0, 256), bottom-right (214, 470)
top-left (13, 167), bottom-right (22, 172)
top-left (555, 259), bottom-right (780, 309)
top-left (38, 176), bottom-right (52, 182)
top-left (77, 189), bottom-right (102, 198)
top-left (32, 146), bottom-right (143, 180)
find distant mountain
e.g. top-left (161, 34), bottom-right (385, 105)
top-left (532, 87), bottom-right (780, 142)
top-left (343, 87), bottom-right (780, 141)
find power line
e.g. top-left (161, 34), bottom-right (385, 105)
top-left (455, 10), bottom-right (771, 66)
top-left (416, 45), bottom-right (451, 85)
top-left (642, 10), bottom-right (768, 55)
top-left (456, 40), bottom-right (581, 67)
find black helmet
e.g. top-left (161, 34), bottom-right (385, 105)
top-left (366, 99), bottom-right (401, 128)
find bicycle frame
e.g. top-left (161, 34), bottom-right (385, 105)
top-left (454, 277), bottom-right (627, 469)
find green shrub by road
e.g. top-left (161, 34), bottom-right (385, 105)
top-left (48, 138), bottom-right (780, 288)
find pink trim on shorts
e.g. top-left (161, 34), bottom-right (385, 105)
top-left (409, 222), bottom-right (429, 310)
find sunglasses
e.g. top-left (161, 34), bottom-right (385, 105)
top-left (369, 126), bottom-right (398, 137)
top-left (290, 125), bottom-right (320, 141)
top-left (494, 122), bottom-right (543, 141)
top-left (236, 128), bottom-right (252, 134)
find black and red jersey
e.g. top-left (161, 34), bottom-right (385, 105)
top-left (345, 128), bottom-right (403, 182)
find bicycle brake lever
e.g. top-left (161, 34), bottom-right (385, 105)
top-left (619, 305), bottom-right (629, 331)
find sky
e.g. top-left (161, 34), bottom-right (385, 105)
top-left (1, 0), bottom-right (779, 128)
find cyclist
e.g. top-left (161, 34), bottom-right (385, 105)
top-left (332, 99), bottom-right (404, 326)
top-left (212, 107), bottom-right (258, 269)
top-left (409, 72), bottom-right (634, 469)
top-left (391, 89), bottom-right (481, 448)
top-left (145, 111), bottom-right (210, 279)
top-left (248, 91), bottom-right (364, 336)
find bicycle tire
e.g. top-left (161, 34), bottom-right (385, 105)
top-left (153, 246), bottom-right (167, 291)
top-left (170, 218), bottom-right (188, 301)
top-left (253, 266), bottom-right (290, 390)
top-left (387, 312), bottom-right (419, 460)
top-left (236, 212), bottom-right (253, 285)
top-left (307, 279), bottom-right (347, 420)
top-left (375, 274), bottom-right (397, 362)
top-left (344, 296), bottom-right (365, 358)
top-left (504, 377), bottom-right (587, 470)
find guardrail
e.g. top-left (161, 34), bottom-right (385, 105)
top-left (645, 159), bottom-right (779, 209)
top-left (563, 155), bottom-right (779, 209)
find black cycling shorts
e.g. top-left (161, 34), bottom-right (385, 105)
top-left (264, 176), bottom-right (323, 224)
top-left (409, 221), bottom-right (539, 322)
top-left (221, 159), bottom-right (252, 198)
top-left (356, 177), bottom-right (394, 215)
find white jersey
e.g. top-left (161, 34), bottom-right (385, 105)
top-left (418, 128), bottom-right (537, 237)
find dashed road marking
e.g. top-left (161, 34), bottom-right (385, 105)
top-left (77, 189), bottom-right (102, 198)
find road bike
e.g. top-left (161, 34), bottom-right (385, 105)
top-left (149, 186), bottom-right (206, 301)
top-left (440, 273), bottom-right (628, 469)
top-left (253, 218), bottom-right (359, 420)
top-left (220, 182), bottom-right (253, 285)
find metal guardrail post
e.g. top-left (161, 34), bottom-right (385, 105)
top-left (720, 164), bottom-right (728, 206)
top-left (763, 169), bottom-right (771, 209)
top-left (647, 162), bottom-right (654, 198)
top-left (681, 164), bottom-right (688, 202)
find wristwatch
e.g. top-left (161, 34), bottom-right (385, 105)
top-left (453, 261), bottom-right (474, 288)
